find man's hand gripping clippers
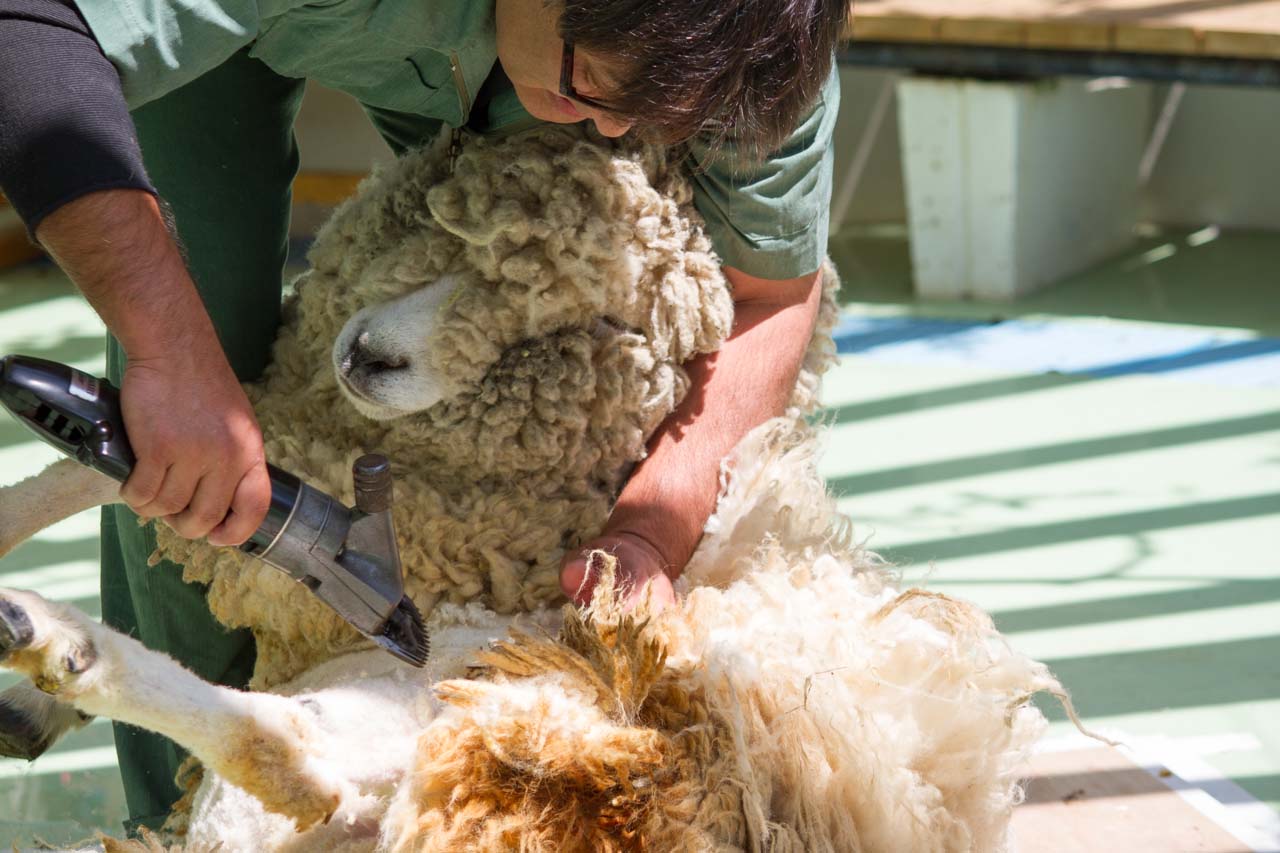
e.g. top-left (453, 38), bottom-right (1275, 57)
top-left (0, 355), bottom-right (429, 667)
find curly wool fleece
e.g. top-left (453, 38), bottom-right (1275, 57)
top-left (369, 422), bottom-right (1061, 853)
top-left (150, 125), bottom-right (817, 688)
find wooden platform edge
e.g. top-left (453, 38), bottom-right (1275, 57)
top-left (1017, 736), bottom-right (1280, 853)
top-left (845, 8), bottom-right (1280, 61)
top-left (292, 171), bottom-right (367, 207)
top-left (0, 196), bottom-right (43, 271)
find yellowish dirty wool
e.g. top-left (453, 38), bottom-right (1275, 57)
top-left (374, 459), bottom-right (1063, 853)
top-left (151, 126), bottom-right (752, 687)
top-left (380, 561), bottom-right (741, 853)
top-left (100, 829), bottom-right (180, 853)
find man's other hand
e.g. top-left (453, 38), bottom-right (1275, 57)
top-left (560, 533), bottom-right (677, 612)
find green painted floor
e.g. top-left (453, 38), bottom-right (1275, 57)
top-left (0, 264), bottom-right (127, 845)
top-left (823, 224), bottom-right (1280, 832)
top-left (1, 226), bottom-right (1278, 846)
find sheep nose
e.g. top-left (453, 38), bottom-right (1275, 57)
top-left (342, 332), bottom-right (408, 376)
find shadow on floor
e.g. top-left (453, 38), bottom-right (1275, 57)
top-left (831, 411), bottom-right (1280, 496)
top-left (883, 493), bottom-right (1280, 566)
top-left (993, 578), bottom-right (1280, 634)
top-left (1037, 633), bottom-right (1280, 719)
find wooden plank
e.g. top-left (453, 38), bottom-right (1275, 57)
top-left (1203, 28), bottom-right (1280, 60)
top-left (935, 17), bottom-right (1028, 48)
top-left (292, 171), bottom-right (365, 207)
top-left (850, 14), bottom-right (936, 43)
top-left (1025, 20), bottom-right (1112, 52)
top-left (847, 0), bottom-right (1280, 60)
top-left (1013, 746), bottom-right (1254, 852)
top-left (0, 212), bottom-right (42, 270)
top-left (1114, 23), bottom-right (1201, 56)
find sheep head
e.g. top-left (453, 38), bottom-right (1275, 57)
top-left (299, 124), bottom-right (735, 488)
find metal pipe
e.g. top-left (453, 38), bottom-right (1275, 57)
top-left (839, 42), bottom-right (1280, 89)
top-left (1138, 82), bottom-right (1187, 186)
top-left (830, 75), bottom-right (896, 235)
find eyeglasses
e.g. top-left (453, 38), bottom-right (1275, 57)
top-left (559, 40), bottom-right (615, 113)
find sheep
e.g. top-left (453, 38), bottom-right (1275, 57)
top-left (0, 125), bottom-right (1087, 851)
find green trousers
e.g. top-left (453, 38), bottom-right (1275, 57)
top-left (101, 47), bottom-right (443, 834)
top-left (100, 49), bottom-right (303, 833)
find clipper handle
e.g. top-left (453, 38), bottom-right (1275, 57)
top-left (0, 354), bottom-right (300, 549)
top-left (0, 355), bottom-right (135, 481)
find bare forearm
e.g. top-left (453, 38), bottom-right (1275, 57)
top-left (605, 267), bottom-right (824, 575)
top-left (35, 188), bottom-right (220, 360)
top-left (34, 188), bottom-right (271, 544)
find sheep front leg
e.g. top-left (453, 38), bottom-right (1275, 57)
top-left (0, 459), bottom-right (120, 558)
top-left (0, 461), bottom-right (121, 761)
top-left (0, 587), bottom-right (344, 830)
top-left (0, 461), bottom-right (190, 764)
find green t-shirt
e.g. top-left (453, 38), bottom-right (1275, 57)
top-left (75, 0), bottom-right (837, 280)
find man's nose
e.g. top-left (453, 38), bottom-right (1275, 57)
top-left (591, 113), bottom-right (634, 138)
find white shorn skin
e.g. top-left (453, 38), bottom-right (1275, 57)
top-left (0, 580), bottom-right (549, 849)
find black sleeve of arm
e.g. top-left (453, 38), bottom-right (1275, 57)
top-left (0, 0), bottom-right (156, 235)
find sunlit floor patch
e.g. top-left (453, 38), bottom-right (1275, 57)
top-left (0, 747), bottom-right (120, 781)
top-left (0, 262), bottom-right (120, 843)
top-left (821, 229), bottom-right (1280, 814)
top-left (831, 313), bottom-right (1280, 390)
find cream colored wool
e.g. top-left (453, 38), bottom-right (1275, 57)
top-left (363, 421), bottom-right (1060, 853)
top-left (146, 128), bottom-right (1064, 849)
top-left (152, 126), bottom-right (740, 687)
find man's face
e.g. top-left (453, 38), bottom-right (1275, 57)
top-left (495, 0), bottom-right (636, 138)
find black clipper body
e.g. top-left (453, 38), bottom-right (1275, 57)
top-left (0, 354), bottom-right (428, 667)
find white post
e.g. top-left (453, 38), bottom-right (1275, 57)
top-left (897, 76), bottom-right (1152, 300)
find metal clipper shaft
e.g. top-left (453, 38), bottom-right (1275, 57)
top-left (241, 454), bottom-right (428, 666)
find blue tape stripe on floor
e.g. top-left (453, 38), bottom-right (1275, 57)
top-left (832, 314), bottom-right (1280, 389)
top-left (829, 316), bottom-right (994, 353)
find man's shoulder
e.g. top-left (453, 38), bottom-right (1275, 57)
top-left (78, 0), bottom-right (499, 122)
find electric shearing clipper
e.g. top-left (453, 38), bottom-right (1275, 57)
top-left (0, 354), bottom-right (429, 667)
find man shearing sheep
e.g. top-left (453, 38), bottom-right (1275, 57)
top-left (0, 0), bottom-right (848, 833)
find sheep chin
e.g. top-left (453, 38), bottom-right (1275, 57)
top-left (334, 378), bottom-right (417, 422)
top-left (338, 390), bottom-right (415, 423)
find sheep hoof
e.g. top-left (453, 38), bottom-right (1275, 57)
top-left (64, 643), bottom-right (97, 675)
top-left (0, 697), bottom-right (50, 761)
top-left (0, 597), bottom-right (34, 657)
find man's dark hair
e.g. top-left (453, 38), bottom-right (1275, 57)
top-left (558, 0), bottom-right (849, 158)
